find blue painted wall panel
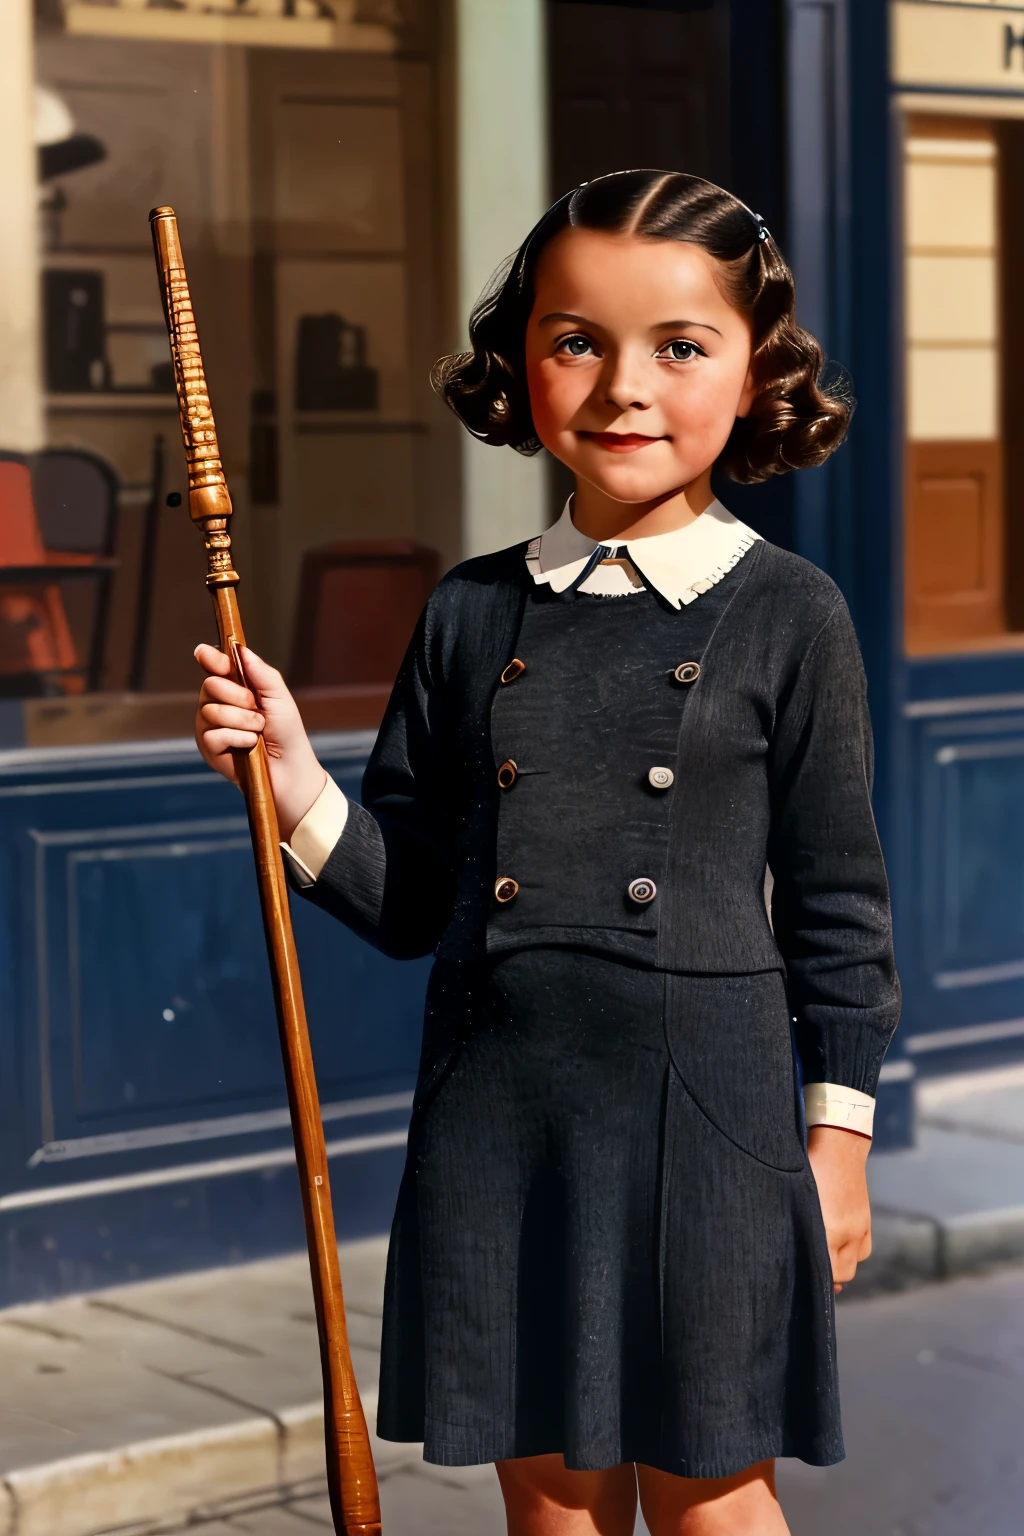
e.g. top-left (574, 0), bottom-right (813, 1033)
top-left (2, 1148), bottom-right (409, 1303)
top-left (922, 733), bottom-right (1024, 982)
top-left (0, 732), bottom-right (428, 1304)
top-left (899, 682), bottom-right (1024, 1051)
top-left (59, 825), bottom-right (271, 1121)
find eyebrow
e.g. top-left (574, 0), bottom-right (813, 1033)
top-left (655, 318), bottom-right (723, 337)
top-left (537, 311), bottom-right (723, 337)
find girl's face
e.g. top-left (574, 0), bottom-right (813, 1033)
top-left (525, 227), bottom-right (757, 508)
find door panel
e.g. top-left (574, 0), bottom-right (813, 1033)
top-left (905, 440), bottom-right (1004, 651)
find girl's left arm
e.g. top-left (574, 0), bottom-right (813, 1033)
top-left (766, 594), bottom-right (901, 1288)
top-left (767, 594), bottom-right (901, 1106)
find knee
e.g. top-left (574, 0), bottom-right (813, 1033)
top-left (637, 1459), bottom-right (788, 1536)
top-left (496, 1454), bottom-right (638, 1536)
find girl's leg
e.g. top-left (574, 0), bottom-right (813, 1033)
top-left (636, 1460), bottom-right (790, 1536)
top-left (496, 1453), bottom-right (639, 1536)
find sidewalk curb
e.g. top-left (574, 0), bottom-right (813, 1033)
top-left (940, 1202), bottom-right (1024, 1273)
top-left (0, 1394), bottom-right (414, 1536)
top-left (852, 1210), bottom-right (941, 1293)
top-left (851, 1204), bottom-right (1024, 1295)
top-left (2, 1416), bottom-right (277, 1536)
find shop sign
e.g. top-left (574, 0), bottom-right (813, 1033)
top-left (893, 0), bottom-right (1024, 95)
top-left (62, 0), bottom-right (395, 54)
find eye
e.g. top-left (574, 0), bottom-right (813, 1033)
top-left (658, 339), bottom-right (704, 363)
top-left (555, 333), bottom-right (595, 358)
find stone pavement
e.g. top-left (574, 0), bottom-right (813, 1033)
top-left (3, 1060), bottom-right (1024, 1536)
top-left (142, 1266), bottom-right (1024, 1536)
top-left (104, 1464), bottom-right (511, 1536)
top-left (868, 1061), bottom-right (1024, 1285)
top-left (103, 1465), bottom-right (512, 1535)
top-left (0, 1242), bottom-right (387, 1536)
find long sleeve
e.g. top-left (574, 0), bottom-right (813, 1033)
top-left (287, 604), bottom-right (458, 960)
top-left (766, 597), bottom-right (901, 1101)
top-left (282, 774), bottom-right (349, 882)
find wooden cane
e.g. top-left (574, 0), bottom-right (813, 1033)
top-left (149, 206), bottom-right (382, 1536)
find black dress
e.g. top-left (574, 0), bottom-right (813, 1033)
top-left (298, 540), bottom-right (900, 1478)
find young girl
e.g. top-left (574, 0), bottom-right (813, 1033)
top-left (196, 172), bottom-right (899, 1536)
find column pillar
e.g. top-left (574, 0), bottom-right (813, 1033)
top-left (0, 0), bottom-right (43, 452)
top-left (455, 0), bottom-right (548, 557)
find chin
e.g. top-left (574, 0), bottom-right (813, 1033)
top-left (595, 484), bottom-right (673, 507)
top-left (577, 465), bottom-right (690, 505)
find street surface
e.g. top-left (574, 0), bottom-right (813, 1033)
top-left (151, 1266), bottom-right (1024, 1535)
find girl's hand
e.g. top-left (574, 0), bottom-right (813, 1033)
top-left (807, 1125), bottom-right (873, 1294)
top-left (194, 643), bottom-right (327, 841)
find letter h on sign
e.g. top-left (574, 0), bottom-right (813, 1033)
top-left (1006, 23), bottom-right (1024, 69)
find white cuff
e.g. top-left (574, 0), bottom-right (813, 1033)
top-left (804, 1082), bottom-right (875, 1138)
top-left (280, 775), bottom-right (349, 887)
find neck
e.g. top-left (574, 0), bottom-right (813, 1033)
top-left (569, 470), bottom-right (716, 542)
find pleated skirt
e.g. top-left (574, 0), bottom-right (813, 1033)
top-left (376, 947), bottom-right (843, 1478)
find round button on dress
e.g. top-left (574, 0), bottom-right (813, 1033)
top-left (627, 877), bottom-right (657, 905)
top-left (673, 661), bottom-right (701, 684)
top-left (500, 658), bottom-right (526, 684)
top-left (497, 760), bottom-right (518, 789)
top-left (648, 766), bottom-right (674, 789)
top-left (494, 877), bottom-right (519, 903)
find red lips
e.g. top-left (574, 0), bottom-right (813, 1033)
top-left (583, 432), bottom-right (665, 453)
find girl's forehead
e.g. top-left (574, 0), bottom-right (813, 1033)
top-left (532, 228), bottom-right (731, 313)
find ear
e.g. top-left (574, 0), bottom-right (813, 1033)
top-left (735, 364), bottom-right (758, 420)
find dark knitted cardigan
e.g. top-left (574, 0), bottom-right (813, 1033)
top-left (298, 538), bottom-right (900, 1097)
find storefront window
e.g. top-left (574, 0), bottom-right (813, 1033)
top-left (3, 0), bottom-right (448, 749)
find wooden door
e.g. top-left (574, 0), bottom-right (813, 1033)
top-left (905, 441), bottom-right (1003, 648)
top-left (903, 116), bottom-right (1005, 652)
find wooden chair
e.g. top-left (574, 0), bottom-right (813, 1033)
top-left (32, 448), bottom-right (120, 690)
top-left (289, 540), bottom-right (440, 689)
top-left (0, 452), bottom-right (118, 696)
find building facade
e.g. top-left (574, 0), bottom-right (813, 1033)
top-left (1, 0), bottom-right (1021, 1301)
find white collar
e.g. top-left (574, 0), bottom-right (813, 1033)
top-left (525, 498), bottom-right (762, 610)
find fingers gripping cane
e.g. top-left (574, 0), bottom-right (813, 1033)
top-left (149, 207), bottom-right (382, 1536)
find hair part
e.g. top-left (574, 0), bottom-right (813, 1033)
top-left (431, 169), bottom-right (853, 484)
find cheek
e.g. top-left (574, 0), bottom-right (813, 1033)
top-left (662, 364), bottom-right (748, 441)
top-left (526, 358), bottom-right (589, 439)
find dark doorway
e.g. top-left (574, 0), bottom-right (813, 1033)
top-left (543, 0), bottom-right (791, 544)
top-left (547, 0), bottom-right (731, 199)
top-left (545, 1), bottom-right (732, 518)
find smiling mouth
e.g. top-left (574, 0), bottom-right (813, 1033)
top-left (582, 432), bottom-right (666, 453)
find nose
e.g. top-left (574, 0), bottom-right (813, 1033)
top-left (603, 348), bottom-right (653, 412)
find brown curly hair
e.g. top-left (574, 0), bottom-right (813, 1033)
top-left (432, 170), bottom-right (852, 483)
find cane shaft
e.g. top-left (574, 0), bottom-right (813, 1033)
top-left (150, 207), bottom-right (381, 1536)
